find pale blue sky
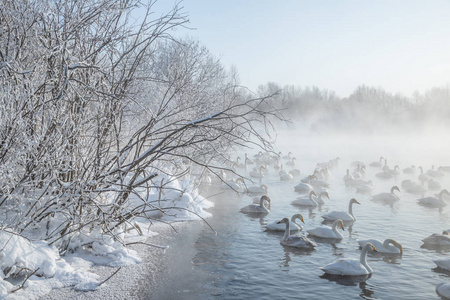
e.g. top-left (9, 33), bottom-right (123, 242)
top-left (153, 0), bottom-right (450, 97)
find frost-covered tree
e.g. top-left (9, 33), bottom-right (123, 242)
top-left (0, 0), bottom-right (280, 256)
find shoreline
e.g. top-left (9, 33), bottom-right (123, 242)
top-left (43, 220), bottom-right (209, 300)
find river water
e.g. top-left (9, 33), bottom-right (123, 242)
top-left (149, 128), bottom-right (450, 299)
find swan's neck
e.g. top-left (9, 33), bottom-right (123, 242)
top-left (332, 222), bottom-right (339, 234)
top-left (383, 239), bottom-right (395, 251)
top-left (348, 202), bottom-right (355, 219)
top-left (309, 193), bottom-right (318, 205)
top-left (283, 221), bottom-right (291, 240)
top-left (360, 245), bottom-right (372, 273)
top-left (259, 197), bottom-right (266, 208)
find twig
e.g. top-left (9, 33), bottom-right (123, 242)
top-left (10, 267), bottom-right (40, 293)
top-left (97, 267), bottom-right (122, 287)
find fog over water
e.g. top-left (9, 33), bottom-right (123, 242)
top-left (148, 117), bottom-right (450, 299)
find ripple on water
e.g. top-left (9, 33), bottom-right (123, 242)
top-left (184, 134), bottom-right (450, 299)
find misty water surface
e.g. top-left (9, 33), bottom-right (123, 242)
top-left (149, 126), bottom-right (450, 299)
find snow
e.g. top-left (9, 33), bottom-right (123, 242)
top-left (0, 175), bottom-right (213, 300)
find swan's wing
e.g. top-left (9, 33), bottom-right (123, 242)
top-left (321, 259), bottom-right (368, 276)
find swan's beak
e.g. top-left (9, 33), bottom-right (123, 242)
top-left (399, 246), bottom-right (403, 254)
top-left (372, 246), bottom-right (378, 252)
top-left (341, 224), bottom-right (345, 231)
top-left (300, 217), bottom-right (305, 223)
top-left (356, 200), bottom-right (361, 205)
top-left (277, 220), bottom-right (283, 224)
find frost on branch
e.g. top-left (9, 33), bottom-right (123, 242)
top-left (0, 0), bottom-right (282, 282)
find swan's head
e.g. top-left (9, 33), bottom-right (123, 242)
top-left (391, 186), bottom-right (401, 193)
top-left (292, 213), bottom-right (305, 223)
top-left (260, 184), bottom-right (268, 193)
top-left (366, 243), bottom-right (378, 252)
top-left (320, 191), bottom-right (330, 199)
top-left (277, 217), bottom-right (289, 224)
top-left (387, 239), bottom-right (403, 254)
top-left (350, 198), bottom-right (361, 205)
top-left (336, 219), bottom-right (344, 231)
top-left (440, 189), bottom-right (450, 196)
top-left (309, 191), bottom-right (318, 198)
top-left (260, 195), bottom-right (271, 203)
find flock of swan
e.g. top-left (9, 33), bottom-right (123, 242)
top-left (220, 151), bottom-right (450, 297)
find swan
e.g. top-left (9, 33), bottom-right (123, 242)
top-left (277, 218), bottom-right (317, 249)
top-left (294, 176), bottom-right (314, 194)
top-left (286, 157), bottom-right (296, 166)
top-left (388, 165), bottom-right (400, 176)
top-left (222, 177), bottom-right (244, 192)
top-left (436, 283), bottom-right (450, 299)
top-left (428, 178), bottom-right (442, 190)
top-left (282, 151), bottom-right (293, 160)
top-left (291, 191), bottom-right (318, 207)
top-left (343, 169), bottom-right (354, 182)
top-left (265, 213), bottom-right (304, 231)
top-left (427, 165), bottom-right (445, 178)
top-left (246, 184), bottom-right (268, 195)
top-left (422, 231), bottom-right (450, 246)
top-left (417, 189), bottom-right (450, 208)
top-left (307, 219), bottom-right (345, 239)
top-left (418, 166), bottom-right (430, 183)
top-left (369, 156), bottom-right (384, 168)
top-left (244, 153), bottom-right (254, 165)
top-left (401, 179), bottom-right (426, 195)
top-left (322, 198), bottom-right (360, 222)
top-left (371, 186), bottom-right (400, 203)
top-left (402, 165), bottom-right (415, 174)
top-left (356, 180), bottom-right (373, 194)
top-left (433, 258), bottom-right (450, 271)
top-left (321, 243), bottom-right (377, 275)
top-left (352, 165), bottom-right (366, 179)
top-left (357, 239), bottom-right (402, 254)
top-left (280, 170), bottom-right (294, 181)
top-left (375, 171), bottom-right (394, 179)
top-left (241, 195), bottom-right (270, 214)
top-left (249, 165), bottom-right (266, 178)
top-left (314, 191), bottom-right (330, 205)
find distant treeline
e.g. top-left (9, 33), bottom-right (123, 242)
top-left (256, 83), bottom-right (450, 133)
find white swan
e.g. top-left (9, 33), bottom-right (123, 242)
top-left (356, 180), bottom-right (373, 194)
top-left (277, 218), bottom-right (317, 249)
top-left (427, 165), bottom-right (445, 178)
top-left (286, 157), bottom-right (296, 166)
top-left (280, 170), bottom-right (294, 181)
top-left (265, 213), bottom-right (304, 231)
top-left (314, 191), bottom-right (330, 205)
top-left (371, 186), bottom-right (400, 203)
top-left (294, 176), bottom-right (314, 194)
top-left (418, 166), bottom-right (430, 182)
top-left (249, 165), bottom-right (266, 178)
top-left (402, 165), bottom-right (415, 174)
top-left (321, 243), bottom-right (377, 275)
top-left (422, 231), bottom-right (450, 246)
top-left (357, 238), bottom-right (402, 254)
top-left (428, 178), bottom-right (442, 190)
top-left (401, 179), bottom-right (426, 195)
top-left (307, 219), bottom-right (344, 239)
top-left (246, 184), bottom-right (268, 195)
top-left (434, 258), bottom-right (450, 271)
top-left (417, 189), bottom-right (450, 208)
top-left (322, 198), bottom-right (360, 222)
top-left (436, 283), bottom-right (450, 299)
top-left (369, 156), bottom-right (384, 168)
top-left (291, 191), bottom-right (318, 207)
top-left (241, 195), bottom-right (270, 214)
top-left (375, 171), bottom-right (394, 179)
top-left (343, 169), bottom-right (354, 182)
